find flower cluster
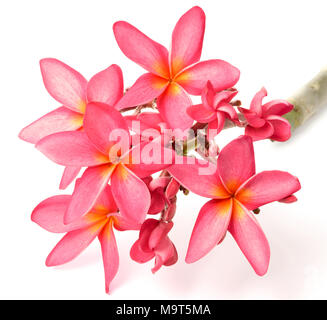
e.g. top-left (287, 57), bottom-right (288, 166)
top-left (20, 6), bottom-right (300, 293)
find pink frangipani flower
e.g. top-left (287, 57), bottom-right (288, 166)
top-left (238, 87), bottom-right (293, 141)
top-left (168, 135), bottom-right (301, 275)
top-left (187, 81), bottom-right (240, 136)
top-left (19, 59), bottom-right (124, 189)
top-left (130, 219), bottom-right (178, 273)
top-left (31, 185), bottom-right (140, 293)
top-left (113, 6), bottom-right (240, 130)
top-left (36, 102), bottom-right (174, 225)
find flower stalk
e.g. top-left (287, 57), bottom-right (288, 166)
top-left (285, 66), bottom-right (327, 130)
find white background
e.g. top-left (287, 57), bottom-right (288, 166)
top-left (1, 0), bottom-right (327, 299)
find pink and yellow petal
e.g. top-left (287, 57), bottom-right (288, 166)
top-left (228, 199), bottom-right (270, 276)
top-left (113, 21), bottom-right (170, 78)
top-left (19, 107), bottom-right (83, 144)
top-left (84, 102), bottom-right (130, 155)
top-left (168, 158), bottom-right (230, 199)
top-left (218, 135), bottom-right (255, 193)
top-left (157, 83), bottom-right (194, 130)
top-left (40, 58), bottom-right (87, 113)
top-left (235, 170), bottom-right (301, 210)
top-left (87, 64), bottom-right (124, 106)
top-left (186, 198), bottom-right (233, 263)
top-left (36, 131), bottom-right (109, 167)
top-left (176, 59), bottom-right (240, 95)
top-left (170, 6), bottom-right (205, 75)
top-left (64, 164), bottom-right (115, 224)
top-left (111, 164), bottom-right (150, 223)
top-left (115, 73), bottom-right (168, 110)
top-left (98, 221), bottom-right (119, 294)
top-left (46, 219), bottom-right (107, 266)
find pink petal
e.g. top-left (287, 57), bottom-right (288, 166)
top-left (138, 219), bottom-right (159, 252)
top-left (168, 158), bottom-right (230, 199)
top-left (87, 64), bottom-right (124, 106)
top-left (238, 107), bottom-right (266, 128)
top-left (40, 58), bottom-right (87, 113)
top-left (94, 185), bottom-right (118, 214)
top-left (186, 198), bottom-right (233, 263)
top-left (64, 164), bottom-right (115, 224)
top-left (201, 81), bottom-right (216, 110)
top-left (31, 195), bottom-right (71, 233)
top-left (148, 176), bottom-right (171, 191)
top-left (163, 241), bottom-right (178, 266)
top-left (148, 221), bottom-right (173, 250)
top-left (187, 104), bottom-right (216, 123)
top-left (157, 83), bottom-right (193, 130)
top-left (59, 166), bottom-right (81, 190)
top-left (218, 103), bottom-right (238, 121)
top-left (31, 195), bottom-right (107, 233)
top-left (245, 122), bottom-right (274, 141)
top-left (266, 115), bottom-right (292, 141)
top-left (98, 221), bottom-right (119, 294)
top-left (46, 220), bottom-right (107, 266)
top-left (113, 21), bottom-right (170, 78)
top-left (218, 135), bottom-right (255, 193)
top-left (84, 102), bottom-right (130, 154)
top-left (176, 59), bottom-right (240, 95)
top-left (262, 100), bottom-right (293, 117)
top-left (125, 141), bottom-right (175, 178)
top-left (111, 164), bottom-right (150, 223)
top-left (124, 142), bottom-right (175, 178)
top-left (165, 178), bottom-right (180, 200)
top-left (152, 237), bottom-right (177, 273)
top-left (114, 214), bottom-right (142, 231)
top-left (207, 111), bottom-right (226, 135)
top-left (213, 90), bottom-right (238, 107)
top-left (236, 170), bottom-right (301, 211)
top-left (170, 6), bottom-right (205, 75)
top-left (126, 112), bottom-right (164, 134)
top-left (148, 189), bottom-right (166, 215)
top-left (228, 199), bottom-right (270, 276)
top-left (36, 131), bottom-right (109, 167)
top-left (130, 239), bottom-right (155, 263)
top-left (115, 73), bottom-right (168, 110)
top-left (250, 87), bottom-right (267, 116)
top-left (278, 194), bottom-right (298, 204)
top-left (19, 107), bottom-right (83, 144)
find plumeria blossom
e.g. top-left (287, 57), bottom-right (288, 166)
top-left (168, 135), bottom-right (301, 275)
top-left (113, 6), bottom-right (240, 130)
top-left (31, 185), bottom-right (140, 293)
top-left (130, 219), bottom-right (178, 273)
top-left (19, 59), bottom-right (124, 189)
top-left (187, 81), bottom-right (240, 136)
top-left (36, 102), bottom-right (175, 224)
top-left (238, 87), bottom-right (293, 141)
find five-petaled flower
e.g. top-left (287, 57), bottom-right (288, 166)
top-left (168, 135), bottom-right (300, 275)
top-left (36, 102), bottom-right (174, 225)
top-left (238, 87), bottom-right (293, 141)
top-left (130, 219), bottom-right (178, 273)
top-left (31, 185), bottom-right (140, 293)
top-left (19, 59), bottom-right (124, 189)
top-left (113, 6), bottom-right (240, 131)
